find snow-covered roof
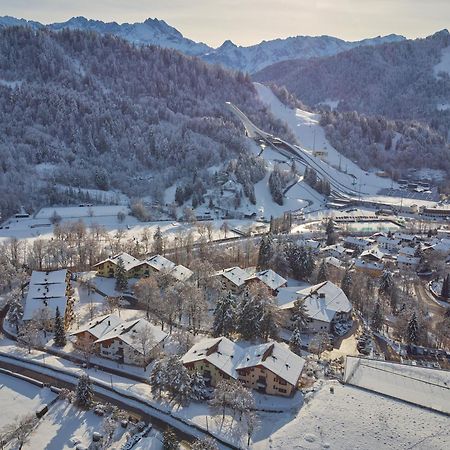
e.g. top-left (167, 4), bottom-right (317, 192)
top-left (181, 337), bottom-right (244, 379)
top-left (360, 247), bottom-right (385, 261)
top-left (29, 269), bottom-right (68, 285)
top-left (237, 342), bottom-right (305, 386)
top-left (93, 252), bottom-right (141, 272)
top-left (27, 283), bottom-right (67, 299)
top-left (321, 244), bottom-right (354, 256)
top-left (23, 269), bottom-right (70, 321)
top-left (145, 254), bottom-right (176, 272)
top-left (216, 267), bottom-right (249, 287)
top-left (397, 255), bottom-right (421, 266)
top-left (246, 269), bottom-right (287, 291)
top-left (70, 314), bottom-right (122, 339)
top-left (398, 246), bottom-right (417, 257)
top-left (95, 318), bottom-right (167, 353)
top-left (23, 297), bottom-right (67, 321)
top-left (394, 233), bottom-right (418, 242)
top-left (354, 259), bottom-right (384, 271)
top-left (344, 236), bottom-right (373, 248)
top-left (377, 236), bottom-right (401, 246)
top-left (298, 239), bottom-right (321, 250)
top-left (170, 264), bottom-right (193, 282)
top-left (279, 281), bottom-right (352, 323)
top-left (324, 256), bottom-right (344, 268)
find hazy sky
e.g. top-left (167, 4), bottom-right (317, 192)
top-left (2, 0), bottom-right (449, 47)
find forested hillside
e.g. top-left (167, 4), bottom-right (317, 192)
top-left (0, 27), bottom-right (292, 219)
top-left (320, 110), bottom-right (450, 179)
top-left (255, 30), bottom-right (450, 138)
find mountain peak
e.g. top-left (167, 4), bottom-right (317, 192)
top-left (218, 39), bottom-right (237, 50)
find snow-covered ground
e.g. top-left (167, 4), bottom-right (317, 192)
top-left (344, 356), bottom-right (450, 414)
top-left (0, 206), bottom-right (259, 245)
top-left (0, 372), bottom-right (57, 429)
top-left (22, 400), bottom-right (105, 450)
top-left (253, 380), bottom-right (450, 450)
top-left (35, 205), bottom-right (129, 219)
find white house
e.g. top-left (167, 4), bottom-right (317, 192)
top-left (94, 318), bottom-right (167, 366)
top-left (397, 254), bottom-right (421, 271)
top-left (278, 281), bottom-right (352, 333)
top-left (377, 236), bottom-right (401, 252)
top-left (214, 267), bottom-right (250, 294)
top-left (245, 269), bottom-right (287, 295)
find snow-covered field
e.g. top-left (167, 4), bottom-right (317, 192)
top-left (344, 356), bottom-right (450, 414)
top-left (253, 380), bottom-right (450, 450)
top-left (22, 400), bottom-right (105, 450)
top-left (35, 205), bottom-right (129, 219)
top-left (0, 205), bottom-right (258, 245)
top-left (0, 372), bottom-right (57, 429)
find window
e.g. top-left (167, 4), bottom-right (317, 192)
top-left (279, 388), bottom-right (287, 393)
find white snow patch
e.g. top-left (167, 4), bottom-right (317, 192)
top-left (433, 45), bottom-right (450, 78)
top-left (0, 372), bottom-right (57, 429)
top-left (437, 102), bottom-right (450, 111)
top-left (0, 79), bottom-right (22, 89)
top-left (318, 99), bottom-right (340, 110)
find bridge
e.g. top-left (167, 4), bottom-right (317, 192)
top-left (226, 102), bottom-right (363, 203)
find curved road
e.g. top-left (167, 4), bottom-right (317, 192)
top-left (227, 102), bottom-right (362, 200)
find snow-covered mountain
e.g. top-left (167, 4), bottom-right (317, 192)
top-left (0, 16), bottom-right (210, 56)
top-left (202, 34), bottom-right (405, 73)
top-left (0, 16), bottom-right (404, 71)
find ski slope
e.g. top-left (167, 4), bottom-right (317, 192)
top-left (254, 82), bottom-right (396, 196)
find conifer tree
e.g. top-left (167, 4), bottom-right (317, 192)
top-left (341, 269), bottom-right (353, 298)
top-left (257, 234), bottom-right (273, 270)
top-left (371, 302), bottom-right (383, 332)
top-left (406, 312), bottom-right (419, 345)
top-left (163, 427), bottom-right (179, 450)
top-left (212, 293), bottom-right (236, 338)
top-left (153, 226), bottom-right (164, 254)
top-left (289, 327), bottom-right (303, 355)
top-left (441, 274), bottom-right (450, 299)
top-left (291, 298), bottom-right (309, 331)
top-left (75, 373), bottom-right (93, 408)
top-left (317, 260), bottom-right (328, 283)
top-left (115, 257), bottom-right (128, 291)
top-left (53, 306), bottom-right (66, 347)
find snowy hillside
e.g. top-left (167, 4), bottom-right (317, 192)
top-left (202, 34), bottom-right (404, 73)
top-left (254, 83), bottom-right (395, 196)
top-left (254, 29), bottom-right (450, 138)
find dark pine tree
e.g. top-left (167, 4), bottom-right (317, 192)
top-left (406, 312), bottom-right (419, 345)
top-left (53, 306), bottom-right (66, 347)
top-left (75, 373), bottom-right (93, 408)
top-left (153, 226), bottom-right (164, 254)
top-left (163, 426), bottom-right (179, 450)
top-left (371, 302), bottom-right (383, 332)
top-left (115, 257), bottom-right (128, 291)
top-left (317, 260), bottom-right (328, 283)
top-left (212, 293), bottom-right (236, 338)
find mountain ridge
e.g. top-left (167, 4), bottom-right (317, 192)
top-left (0, 15), bottom-right (405, 72)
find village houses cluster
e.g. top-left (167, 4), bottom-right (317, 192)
top-left (18, 224), bottom-right (450, 398)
